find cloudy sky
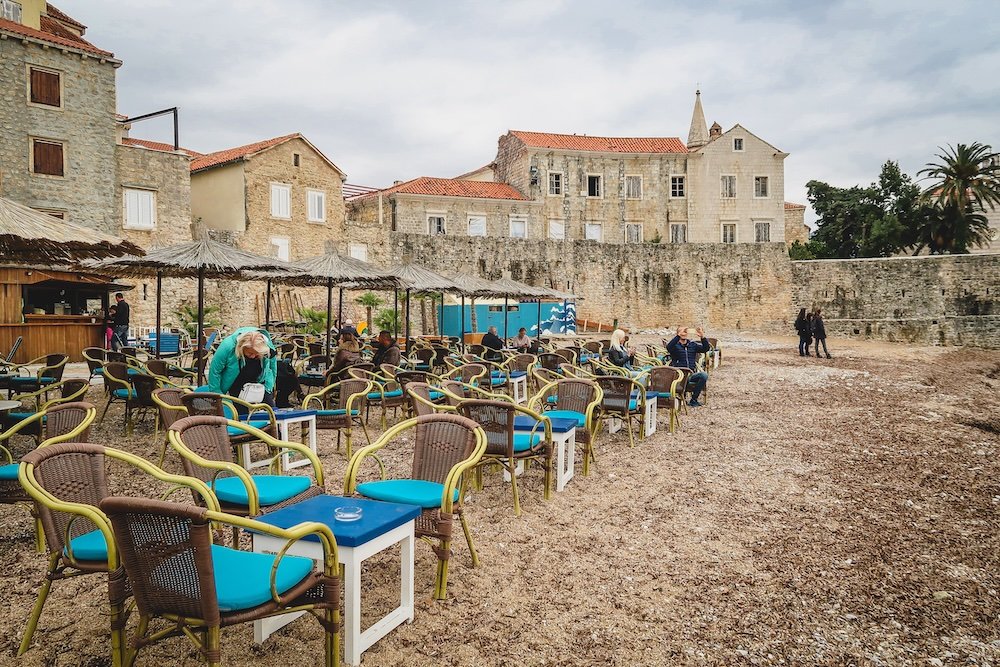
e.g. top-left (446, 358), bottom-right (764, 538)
top-left (60, 0), bottom-right (998, 220)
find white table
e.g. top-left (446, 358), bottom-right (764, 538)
top-left (606, 394), bottom-right (656, 438)
top-left (251, 495), bottom-right (420, 666)
top-left (510, 373), bottom-right (528, 404)
top-left (512, 415), bottom-right (577, 492)
top-left (238, 409), bottom-right (318, 472)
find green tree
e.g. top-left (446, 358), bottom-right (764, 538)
top-left (373, 307), bottom-right (400, 335)
top-left (916, 142), bottom-right (1000, 254)
top-left (355, 292), bottom-right (384, 333)
top-left (295, 306), bottom-right (328, 335)
top-left (173, 302), bottom-right (222, 338)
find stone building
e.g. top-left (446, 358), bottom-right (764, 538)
top-left (783, 202), bottom-right (809, 245)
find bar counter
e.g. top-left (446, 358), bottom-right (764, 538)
top-left (0, 315), bottom-right (105, 363)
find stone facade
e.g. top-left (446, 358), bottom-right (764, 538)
top-left (784, 203), bottom-right (808, 245)
top-left (791, 254), bottom-right (1000, 348)
top-left (350, 192), bottom-right (540, 239)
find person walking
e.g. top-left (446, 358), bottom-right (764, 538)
top-left (111, 292), bottom-right (130, 351)
top-left (666, 325), bottom-right (711, 407)
top-left (794, 308), bottom-right (812, 357)
top-left (811, 309), bottom-right (831, 359)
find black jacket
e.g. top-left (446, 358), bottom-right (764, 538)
top-left (607, 346), bottom-right (632, 367)
top-left (481, 332), bottom-right (503, 350)
top-left (795, 317), bottom-right (811, 338)
top-left (811, 317), bottom-right (827, 340)
top-left (666, 336), bottom-right (709, 370)
top-left (113, 300), bottom-right (130, 326)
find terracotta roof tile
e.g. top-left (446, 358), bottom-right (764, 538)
top-left (0, 14), bottom-right (112, 57)
top-left (784, 202), bottom-right (807, 210)
top-left (509, 130), bottom-right (687, 154)
top-left (45, 4), bottom-right (86, 30)
top-left (353, 177), bottom-right (527, 202)
top-left (122, 137), bottom-right (201, 157)
top-left (189, 134), bottom-right (299, 172)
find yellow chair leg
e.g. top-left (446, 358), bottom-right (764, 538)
top-left (33, 514), bottom-right (45, 554)
top-left (543, 455), bottom-right (552, 501)
top-left (459, 511), bottom-right (478, 567)
top-left (324, 608), bottom-right (338, 667)
top-left (509, 457), bottom-right (521, 517)
top-left (19, 553), bottom-right (58, 656)
top-left (345, 430), bottom-right (352, 459)
top-left (434, 540), bottom-right (450, 600)
top-left (124, 614), bottom-right (149, 667)
top-left (206, 625), bottom-right (221, 667)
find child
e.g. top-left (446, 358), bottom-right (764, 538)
top-left (105, 306), bottom-right (117, 349)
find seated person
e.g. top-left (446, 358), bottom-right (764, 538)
top-left (481, 326), bottom-right (504, 361)
top-left (512, 327), bottom-right (532, 352)
top-left (328, 330), bottom-right (362, 378)
top-left (606, 328), bottom-right (635, 369)
top-left (666, 326), bottom-right (710, 407)
top-left (370, 330), bottom-right (401, 369)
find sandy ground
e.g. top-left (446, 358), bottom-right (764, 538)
top-left (2, 334), bottom-right (999, 666)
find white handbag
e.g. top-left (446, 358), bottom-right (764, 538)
top-left (238, 382), bottom-right (265, 404)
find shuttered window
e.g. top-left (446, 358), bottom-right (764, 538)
top-left (31, 139), bottom-right (64, 176)
top-left (467, 215), bottom-right (486, 237)
top-left (123, 189), bottom-right (156, 230)
top-left (270, 183), bottom-right (291, 218)
top-left (29, 67), bottom-right (61, 107)
top-left (307, 190), bottom-right (325, 222)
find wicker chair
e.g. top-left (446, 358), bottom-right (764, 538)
top-left (457, 399), bottom-right (552, 516)
top-left (646, 366), bottom-right (683, 433)
top-left (302, 379), bottom-right (372, 458)
top-left (145, 358), bottom-right (196, 386)
top-left (5, 378), bottom-right (89, 422)
top-left (348, 367), bottom-right (405, 429)
top-left (16, 442), bottom-right (217, 664)
top-left (405, 381), bottom-right (450, 416)
top-left (152, 388), bottom-right (188, 465)
top-left (100, 496), bottom-right (341, 667)
top-left (442, 363), bottom-right (487, 387)
top-left (5, 353), bottom-right (68, 397)
top-left (297, 354), bottom-right (334, 390)
top-left (536, 353), bottom-right (563, 373)
top-left (82, 347), bottom-right (106, 380)
top-left (594, 375), bottom-right (647, 448)
top-left (99, 362), bottom-right (133, 425)
top-left (344, 414), bottom-right (486, 599)
top-left (168, 415), bottom-right (324, 518)
top-left (529, 378), bottom-right (603, 475)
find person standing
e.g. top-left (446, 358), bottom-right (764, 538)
top-left (794, 308), bottom-right (812, 357)
top-left (666, 325), bottom-right (711, 407)
top-left (207, 328), bottom-right (277, 407)
top-left (812, 309), bottom-right (831, 359)
top-left (111, 292), bottom-right (130, 351)
top-left (104, 305), bottom-right (117, 350)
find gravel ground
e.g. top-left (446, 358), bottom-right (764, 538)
top-left (2, 334), bottom-right (999, 666)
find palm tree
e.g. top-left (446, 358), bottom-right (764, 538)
top-left (355, 291), bottom-right (384, 334)
top-left (917, 142), bottom-right (1000, 253)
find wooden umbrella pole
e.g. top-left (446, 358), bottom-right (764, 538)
top-left (196, 267), bottom-right (205, 386)
top-left (325, 278), bottom-right (333, 360)
top-left (439, 291), bottom-right (444, 340)
top-left (536, 299), bottom-right (541, 341)
top-left (264, 279), bottom-right (272, 329)
top-left (155, 270), bottom-right (162, 358)
top-left (393, 290), bottom-right (398, 339)
top-left (503, 296), bottom-right (509, 345)
top-left (460, 295), bottom-right (466, 352)
top-left (405, 288), bottom-right (411, 354)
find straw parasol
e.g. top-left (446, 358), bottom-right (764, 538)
top-left (88, 237), bottom-right (294, 383)
top-left (0, 196), bottom-right (143, 262)
top-left (385, 263), bottom-right (462, 351)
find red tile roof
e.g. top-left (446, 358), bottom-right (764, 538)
top-left (353, 177), bottom-right (528, 202)
top-left (45, 4), bottom-right (86, 30)
top-left (509, 130), bottom-right (687, 154)
top-left (189, 134), bottom-right (299, 172)
top-left (784, 202), bottom-right (807, 210)
top-left (121, 137), bottom-right (201, 157)
top-left (0, 11), bottom-right (112, 57)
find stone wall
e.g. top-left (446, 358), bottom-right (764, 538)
top-left (784, 204), bottom-right (808, 246)
top-left (791, 254), bottom-right (1000, 348)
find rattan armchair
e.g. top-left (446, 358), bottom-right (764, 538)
top-left (6, 377), bottom-right (89, 418)
top-left (594, 375), bottom-right (647, 448)
top-left (152, 387), bottom-right (188, 465)
top-left (646, 366), bottom-right (683, 433)
top-left (16, 442), bottom-right (218, 665)
top-left (99, 496), bottom-right (341, 667)
top-left (529, 378), bottom-right (603, 475)
top-left (344, 413), bottom-right (486, 599)
top-left (5, 353), bottom-right (68, 397)
top-left (302, 378), bottom-right (372, 458)
top-left (348, 367), bottom-right (405, 429)
top-left (82, 346), bottom-right (106, 380)
top-left (457, 399), bottom-right (553, 516)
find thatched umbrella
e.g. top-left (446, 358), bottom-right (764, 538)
top-left (88, 237), bottom-right (293, 383)
top-left (0, 196), bottom-right (143, 262)
top-left (387, 263), bottom-right (461, 352)
top-left (490, 276), bottom-right (554, 341)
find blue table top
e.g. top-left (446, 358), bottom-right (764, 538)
top-left (250, 494), bottom-right (421, 548)
top-left (271, 408), bottom-right (317, 420)
top-left (513, 414), bottom-right (577, 433)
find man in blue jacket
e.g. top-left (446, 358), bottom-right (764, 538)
top-left (666, 325), bottom-right (710, 407)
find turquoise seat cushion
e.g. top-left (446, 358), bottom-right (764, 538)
top-left (213, 475), bottom-right (311, 506)
top-left (545, 395), bottom-right (557, 404)
top-left (0, 463), bottom-right (18, 480)
top-left (489, 377), bottom-right (507, 387)
top-left (367, 389), bottom-right (402, 400)
top-left (7, 411), bottom-right (35, 422)
top-left (316, 409), bottom-right (359, 417)
top-left (356, 479), bottom-right (458, 509)
top-left (12, 376), bottom-right (55, 385)
top-left (512, 432), bottom-right (542, 452)
top-left (210, 544), bottom-right (314, 612)
top-left (227, 419), bottom-right (270, 436)
top-left (112, 388), bottom-right (134, 399)
top-left (429, 390), bottom-right (444, 401)
top-left (545, 409), bottom-right (586, 428)
top-left (64, 528), bottom-right (108, 562)
top-left (126, 368), bottom-right (141, 376)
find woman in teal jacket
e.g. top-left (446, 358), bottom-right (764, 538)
top-left (207, 327), bottom-right (278, 405)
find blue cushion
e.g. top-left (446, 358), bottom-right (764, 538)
top-left (64, 529), bottom-right (108, 562)
top-left (489, 377), bottom-right (507, 387)
top-left (512, 432), bottom-right (542, 452)
top-left (126, 368), bottom-right (141, 376)
top-left (7, 411), bottom-right (35, 422)
top-left (316, 409), bottom-right (359, 417)
top-left (356, 479), bottom-right (457, 509)
top-left (12, 376), bottom-right (54, 385)
top-left (226, 419), bottom-right (270, 436)
top-left (429, 390), bottom-right (444, 401)
top-left (545, 409), bottom-right (586, 428)
top-left (0, 463), bottom-right (18, 480)
top-left (112, 388), bottom-right (134, 399)
top-left (546, 395), bottom-right (557, 404)
top-left (210, 544), bottom-right (314, 612)
top-left (212, 475), bottom-right (311, 506)
top-left (367, 389), bottom-right (402, 400)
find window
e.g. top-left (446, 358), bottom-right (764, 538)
top-left (733, 137), bottom-right (744, 151)
top-left (584, 223), bottom-right (602, 242)
top-left (270, 183), bottom-right (291, 219)
top-left (670, 223), bottom-right (687, 244)
top-left (625, 175), bottom-right (643, 200)
top-left (509, 215), bottom-right (528, 239)
top-left (670, 176), bottom-right (685, 198)
top-left (625, 223), bottom-right (643, 244)
top-left (293, 153), bottom-right (300, 167)
top-left (348, 243), bottom-right (368, 262)
top-left (31, 138), bottom-right (64, 176)
top-left (548, 172), bottom-right (563, 196)
top-left (754, 221), bottom-right (771, 242)
top-left (587, 174), bottom-right (602, 198)
top-left (28, 66), bottom-right (61, 108)
top-left (467, 215), bottom-right (486, 237)
top-left (722, 223), bottom-right (737, 243)
top-left (428, 215), bottom-right (446, 235)
top-left (307, 190), bottom-right (326, 222)
top-left (754, 176), bottom-right (769, 198)
top-left (548, 219), bottom-right (565, 240)
top-left (270, 237), bottom-right (290, 261)
top-left (123, 188), bottom-right (156, 230)
top-left (721, 175), bottom-right (737, 198)
top-left (1, 0), bottom-right (21, 22)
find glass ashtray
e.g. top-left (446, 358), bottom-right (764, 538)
top-left (334, 506), bottom-right (363, 522)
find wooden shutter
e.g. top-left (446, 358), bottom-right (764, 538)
top-left (33, 140), bottom-right (64, 176)
top-left (29, 68), bottom-right (61, 107)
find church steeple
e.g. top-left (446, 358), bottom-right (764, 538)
top-left (687, 89), bottom-right (709, 149)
